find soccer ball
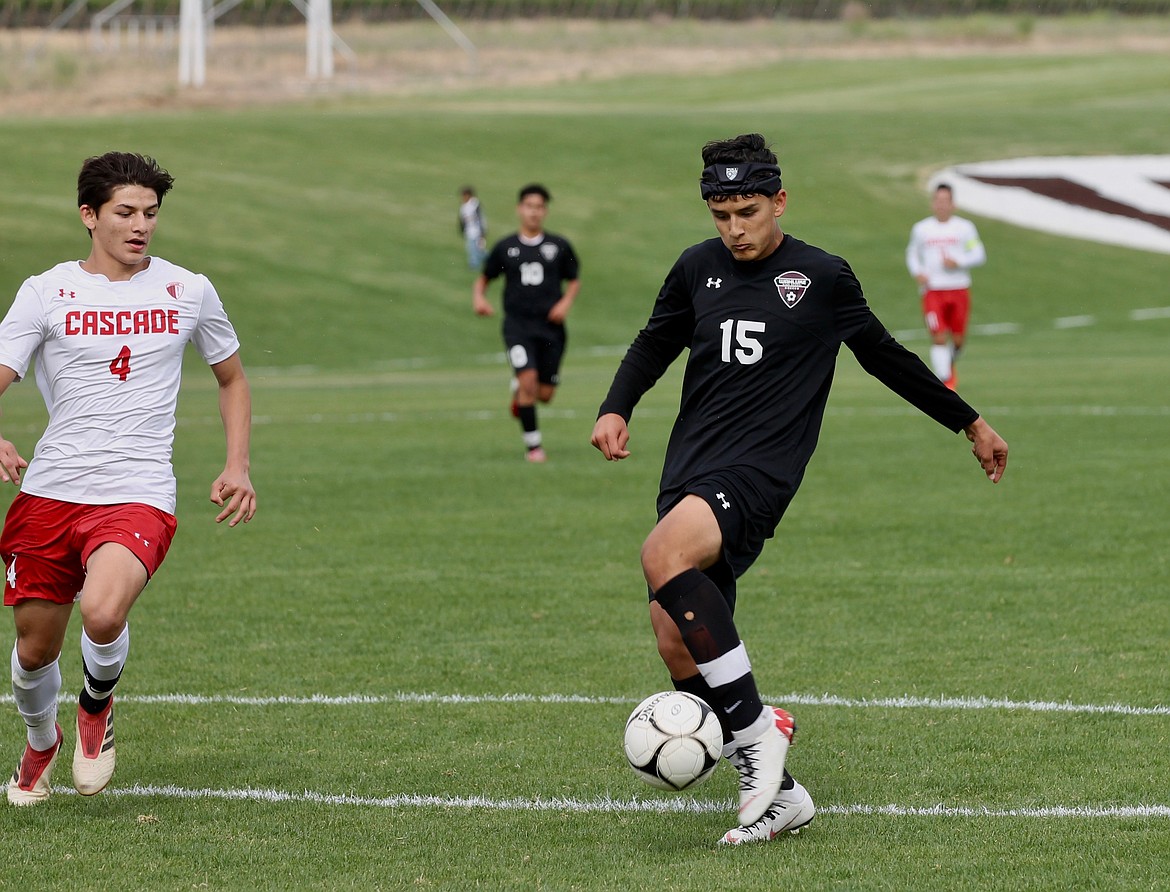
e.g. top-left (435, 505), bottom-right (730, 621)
top-left (623, 691), bottom-right (723, 791)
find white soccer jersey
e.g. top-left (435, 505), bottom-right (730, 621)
top-left (459, 196), bottom-right (484, 241)
top-left (905, 215), bottom-right (986, 290)
top-left (0, 258), bottom-right (241, 514)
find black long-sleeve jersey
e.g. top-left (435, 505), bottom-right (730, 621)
top-left (483, 232), bottom-right (580, 321)
top-left (598, 234), bottom-right (980, 502)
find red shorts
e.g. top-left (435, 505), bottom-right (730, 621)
top-left (922, 288), bottom-right (971, 337)
top-left (1, 493), bottom-right (177, 606)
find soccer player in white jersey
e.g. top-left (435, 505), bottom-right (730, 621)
top-left (905, 183), bottom-right (987, 389)
top-left (458, 186), bottom-right (487, 271)
top-left (0, 152), bottom-right (257, 805)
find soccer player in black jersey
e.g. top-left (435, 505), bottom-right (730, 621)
top-left (474, 184), bottom-right (581, 463)
top-left (592, 133), bottom-right (1008, 844)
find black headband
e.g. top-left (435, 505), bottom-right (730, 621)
top-left (699, 162), bottom-right (783, 200)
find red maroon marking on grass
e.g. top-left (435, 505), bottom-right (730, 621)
top-left (970, 176), bottom-right (1170, 233)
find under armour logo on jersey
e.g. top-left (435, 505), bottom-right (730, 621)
top-left (716, 492), bottom-right (731, 510)
top-left (707, 277), bottom-right (722, 289)
top-left (774, 271), bottom-right (812, 308)
top-left (166, 282), bottom-right (184, 300)
top-left (59, 289), bottom-right (77, 299)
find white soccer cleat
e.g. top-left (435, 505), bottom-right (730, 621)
top-left (731, 711), bottom-right (789, 826)
top-left (73, 698), bottom-right (116, 796)
top-left (7, 724), bottom-right (63, 806)
top-left (719, 779), bottom-right (816, 845)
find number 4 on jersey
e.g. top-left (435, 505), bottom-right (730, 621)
top-left (109, 345), bottom-right (132, 381)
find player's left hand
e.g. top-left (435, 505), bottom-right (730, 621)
top-left (964, 417), bottom-right (1008, 483)
top-left (547, 299), bottom-right (571, 325)
top-left (591, 413), bottom-right (631, 461)
top-left (210, 470), bottom-right (257, 526)
top-left (0, 438), bottom-right (27, 486)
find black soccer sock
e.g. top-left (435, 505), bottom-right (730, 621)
top-left (79, 662), bottom-right (119, 715)
top-left (655, 568), bottom-right (764, 734)
top-left (517, 405), bottom-right (538, 434)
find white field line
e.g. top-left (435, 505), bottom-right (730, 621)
top-left (48, 783), bottom-right (1170, 820)
top-left (6, 689), bottom-right (1169, 716)
top-left (1054, 315), bottom-right (1097, 329)
top-left (23, 691), bottom-right (1169, 819)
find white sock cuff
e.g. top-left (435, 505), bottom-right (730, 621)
top-left (81, 624), bottom-right (130, 680)
top-left (11, 643), bottom-right (58, 683)
top-left (930, 344), bottom-right (953, 379)
top-left (731, 705), bottom-right (774, 745)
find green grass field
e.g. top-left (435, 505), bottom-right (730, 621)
top-left (0, 27), bottom-right (1168, 890)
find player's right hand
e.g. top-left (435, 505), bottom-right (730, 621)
top-left (0, 439), bottom-right (28, 486)
top-left (591, 413), bottom-right (630, 461)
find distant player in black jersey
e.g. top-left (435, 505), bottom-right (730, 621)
top-left (592, 133), bottom-right (1008, 844)
top-left (474, 184), bottom-right (581, 463)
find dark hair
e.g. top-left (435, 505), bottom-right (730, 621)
top-left (518, 183), bottom-right (550, 203)
top-left (460, 185), bottom-right (475, 197)
top-left (935, 182), bottom-right (954, 197)
top-left (77, 152), bottom-right (175, 211)
top-left (700, 134), bottom-right (781, 200)
top-left (701, 133), bottom-right (778, 167)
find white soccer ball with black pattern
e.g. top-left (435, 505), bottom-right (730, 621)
top-left (623, 691), bottom-right (723, 791)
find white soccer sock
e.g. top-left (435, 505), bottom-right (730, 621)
top-left (731, 705), bottom-right (774, 748)
top-left (81, 624), bottom-right (130, 700)
top-left (522, 430), bottom-right (543, 449)
top-left (930, 344), bottom-right (953, 380)
top-left (11, 644), bottom-right (61, 751)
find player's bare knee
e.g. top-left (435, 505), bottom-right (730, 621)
top-left (639, 540), bottom-right (669, 590)
top-left (14, 637), bottom-right (62, 671)
top-left (78, 607), bottom-right (127, 645)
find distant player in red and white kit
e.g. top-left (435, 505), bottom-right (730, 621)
top-left (905, 183), bottom-right (986, 389)
top-left (0, 152), bottom-right (257, 805)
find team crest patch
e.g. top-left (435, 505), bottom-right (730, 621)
top-left (774, 271), bottom-right (811, 308)
top-left (540, 242), bottom-right (560, 262)
top-left (166, 282), bottom-right (184, 299)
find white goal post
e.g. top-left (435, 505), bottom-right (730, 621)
top-left (169, 0), bottom-right (475, 88)
top-left (177, 0), bottom-right (341, 86)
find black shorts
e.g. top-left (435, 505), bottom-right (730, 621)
top-left (655, 469), bottom-right (796, 612)
top-left (503, 317), bottom-right (566, 386)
